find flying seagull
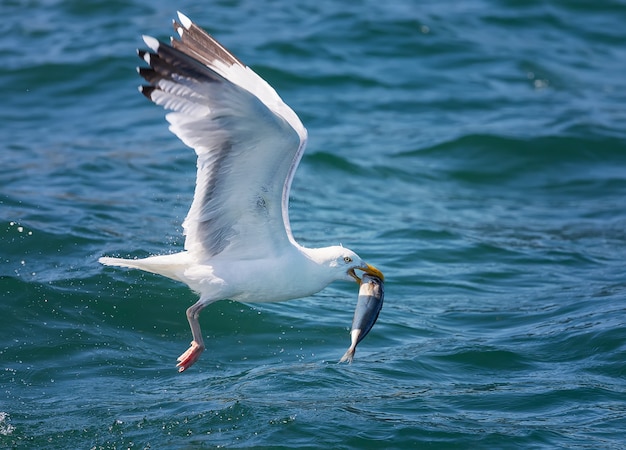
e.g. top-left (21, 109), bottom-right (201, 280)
top-left (100, 12), bottom-right (384, 372)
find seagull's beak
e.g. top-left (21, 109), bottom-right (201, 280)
top-left (348, 263), bottom-right (384, 284)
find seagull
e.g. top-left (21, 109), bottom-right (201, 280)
top-left (99, 12), bottom-right (383, 372)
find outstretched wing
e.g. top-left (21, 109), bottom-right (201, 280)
top-left (138, 12), bottom-right (308, 260)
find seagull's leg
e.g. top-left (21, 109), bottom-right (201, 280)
top-left (176, 297), bottom-right (214, 372)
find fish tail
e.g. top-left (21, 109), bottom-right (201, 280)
top-left (339, 345), bottom-right (356, 363)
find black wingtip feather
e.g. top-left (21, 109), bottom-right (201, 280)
top-left (135, 16), bottom-right (232, 106)
top-left (138, 66), bottom-right (159, 84)
top-left (140, 85), bottom-right (155, 100)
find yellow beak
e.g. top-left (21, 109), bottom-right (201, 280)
top-left (363, 263), bottom-right (384, 281)
top-left (349, 263), bottom-right (384, 284)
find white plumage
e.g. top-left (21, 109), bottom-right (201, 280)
top-left (100, 12), bottom-right (383, 372)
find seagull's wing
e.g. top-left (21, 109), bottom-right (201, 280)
top-left (138, 12), bottom-right (308, 260)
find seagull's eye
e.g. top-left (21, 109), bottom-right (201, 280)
top-left (343, 256), bottom-right (352, 264)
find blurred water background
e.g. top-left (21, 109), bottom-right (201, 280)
top-left (2, 0), bottom-right (626, 448)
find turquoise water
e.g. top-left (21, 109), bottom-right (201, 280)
top-left (2, 0), bottom-right (626, 448)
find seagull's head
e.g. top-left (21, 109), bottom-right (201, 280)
top-left (315, 245), bottom-right (384, 284)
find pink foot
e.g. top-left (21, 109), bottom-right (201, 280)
top-left (176, 340), bottom-right (205, 372)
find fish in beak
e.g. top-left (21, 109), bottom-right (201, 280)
top-left (340, 273), bottom-right (385, 363)
top-left (348, 263), bottom-right (384, 284)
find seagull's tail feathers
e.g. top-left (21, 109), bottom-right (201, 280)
top-left (99, 256), bottom-right (148, 270)
top-left (99, 253), bottom-right (191, 283)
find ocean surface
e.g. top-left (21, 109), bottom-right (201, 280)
top-left (2, 0), bottom-right (626, 448)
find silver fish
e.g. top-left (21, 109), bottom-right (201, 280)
top-left (340, 273), bottom-right (384, 363)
